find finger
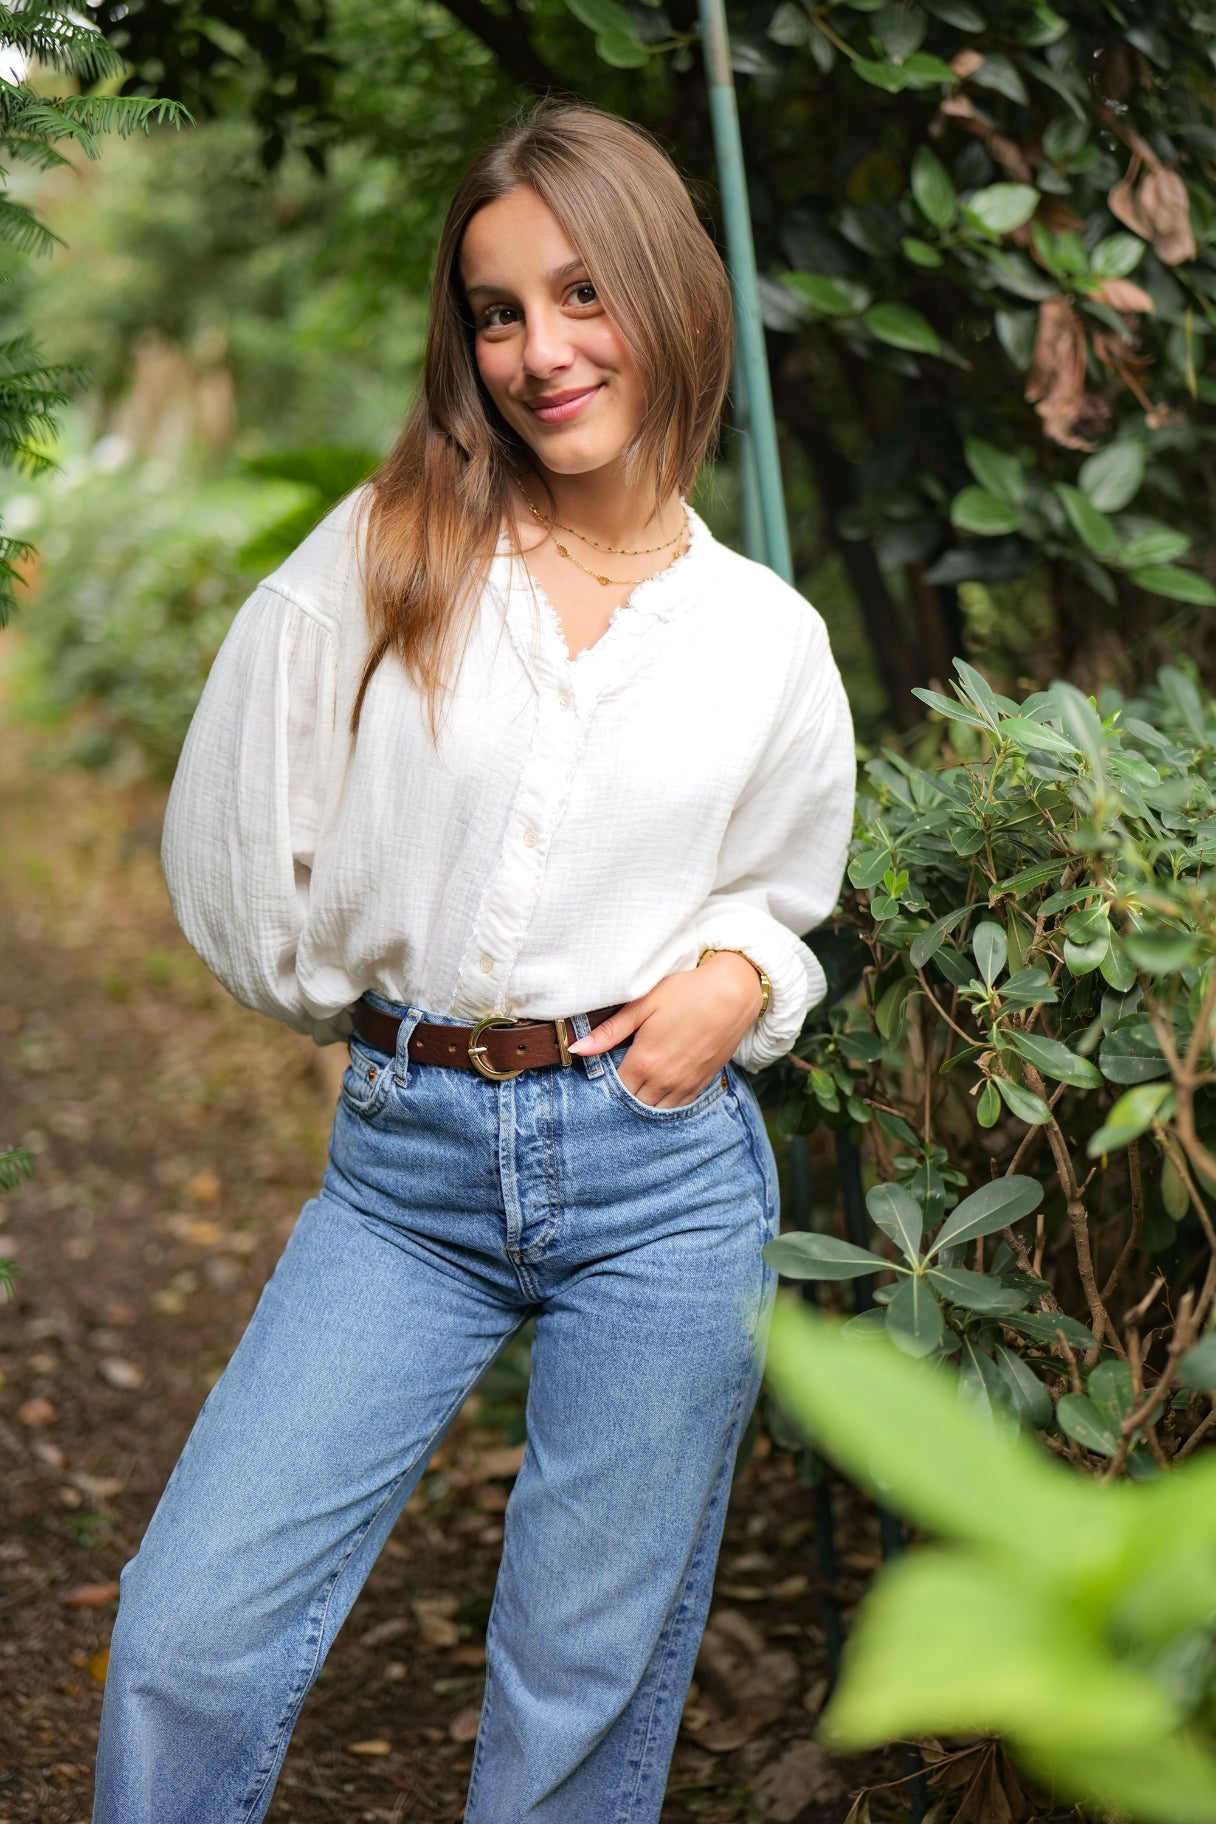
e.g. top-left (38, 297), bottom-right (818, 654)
top-left (567, 999), bottom-right (648, 1056)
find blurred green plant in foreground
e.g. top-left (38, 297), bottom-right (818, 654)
top-left (766, 1301), bottom-right (1216, 1824)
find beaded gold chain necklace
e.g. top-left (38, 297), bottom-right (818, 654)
top-left (519, 486), bottom-right (688, 588)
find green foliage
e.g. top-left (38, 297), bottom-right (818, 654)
top-left (0, 1146), bottom-right (33, 1301)
top-left (762, 656), bottom-right (1216, 1473)
top-left (0, 1), bottom-right (187, 624)
top-left (766, 1303), bottom-right (1216, 1824)
top-left (11, 457), bottom-right (312, 773)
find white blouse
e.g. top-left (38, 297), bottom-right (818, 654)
top-left (162, 490), bottom-right (856, 1072)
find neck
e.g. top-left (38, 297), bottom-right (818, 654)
top-left (526, 463), bottom-right (684, 549)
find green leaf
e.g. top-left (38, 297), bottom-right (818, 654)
top-left (931, 1174), bottom-right (1043, 1256)
top-left (972, 921), bottom-right (1007, 988)
top-left (1162, 1156), bottom-right (1190, 1222)
top-left (926, 1266), bottom-right (1033, 1313)
top-left (875, 975), bottom-right (916, 1042)
top-left (867, 1182), bottom-right (924, 1261)
top-left (1005, 1308), bottom-right (1099, 1351)
top-left (1088, 1083), bottom-right (1175, 1157)
top-left (1177, 1334), bottom-right (1216, 1391)
top-left (563, 0), bottom-right (636, 32)
top-left (1131, 565), bottom-right (1216, 606)
top-left (995, 1075), bottom-right (1053, 1125)
top-left (1079, 442), bottom-right (1145, 513)
top-left (848, 845), bottom-right (894, 889)
top-left (969, 52), bottom-right (1028, 104)
top-left (1123, 930), bottom-right (1201, 973)
top-left (594, 26), bottom-right (648, 63)
top-left (898, 51), bottom-right (959, 85)
top-left (911, 685), bottom-right (986, 726)
top-left (1057, 1392), bottom-right (1120, 1456)
top-left (977, 1080), bottom-right (1001, 1127)
top-left (963, 438), bottom-right (1026, 505)
top-left (950, 486), bottom-right (1022, 535)
top-left (1006, 1030), bottom-right (1103, 1089)
top-left (1120, 527), bottom-right (1191, 568)
top-left (887, 1276), bottom-right (945, 1357)
top-left (924, 0), bottom-right (984, 24)
top-left (1064, 932), bottom-right (1110, 976)
top-left (963, 184), bottom-right (1040, 235)
top-left (1090, 233), bottom-right (1146, 280)
top-left (993, 1344), bottom-right (1053, 1428)
top-left (911, 146), bottom-right (956, 229)
top-left (909, 908), bottom-right (968, 968)
top-left (901, 236), bottom-right (943, 268)
top-left (1099, 938), bottom-right (1138, 994)
top-left (853, 55), bottom-right (912, 90)
top-left (764, 1305), bottom-right (1094, 1563)
top-left (782, 271), bottom-right (865, 316)
top-left (998, 716), bottom-right (1078, 756)
top-left (1055, 483), bottom-right (1119, 558)
top-left (863, 303), bottom-right (941, 354)
top-left (762, 1231), bottom-right (888, 1280)
top-left (1099, 1016), bottom-right (1170, 1085)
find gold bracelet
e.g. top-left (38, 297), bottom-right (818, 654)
top-left (697, 947), bottom-right (772, 1017)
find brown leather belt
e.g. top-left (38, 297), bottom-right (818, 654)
top-left (352, 998), bottom-right (622, 1083)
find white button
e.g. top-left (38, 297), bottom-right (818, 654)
top-left (523, 828), bottom-right (539, 848)
top-left (557, 692), bottom-right (572, 710)
top-left (479, 954), bottom-right (493, 972)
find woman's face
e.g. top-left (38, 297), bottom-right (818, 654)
top-left (459, 186), bottom-right (647, 480)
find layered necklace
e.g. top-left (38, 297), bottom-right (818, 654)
top-left (519, 485), bottom-right (688, 588)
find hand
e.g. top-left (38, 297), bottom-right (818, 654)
top-left (567, 952), bottom-right (764, 1108)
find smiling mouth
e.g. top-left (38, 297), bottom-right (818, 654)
top-left (523, 386), bottom-right (602, 425)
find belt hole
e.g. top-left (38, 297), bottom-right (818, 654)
top-left (447, 1043), bottom-right (456, 1053)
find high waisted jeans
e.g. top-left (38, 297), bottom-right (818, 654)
top-left (93, 1002), bottom-right (780, 1824)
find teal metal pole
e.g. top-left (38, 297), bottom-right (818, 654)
top-left (698, 0), bottom-right (794, 584)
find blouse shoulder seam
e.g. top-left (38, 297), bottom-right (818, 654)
top-left (257, 577), bottom-right (340, 641)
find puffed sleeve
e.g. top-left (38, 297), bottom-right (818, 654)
top-left (161, 582), bottom-right (344, 1039)
top-left (694, 619), bottom-right (855, 1072)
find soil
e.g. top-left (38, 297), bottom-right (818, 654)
top-left (0, 713), bottom-right (894, 1824)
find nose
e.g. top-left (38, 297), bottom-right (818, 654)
top-left (521, 301), bottom-right (575, 379)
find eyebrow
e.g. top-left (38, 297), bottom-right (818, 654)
top-left (463, 257), bottom-right (588, 299)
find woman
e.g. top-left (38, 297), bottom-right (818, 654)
top-left (93, 101), bottom-right (855, 1823)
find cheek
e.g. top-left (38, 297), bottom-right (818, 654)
top-left (474, 340), bottom-right (515, 406)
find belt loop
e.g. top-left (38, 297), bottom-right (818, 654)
top-left (568, 1011), bottom-right (604, 1079)
top-left (393, 1008), bottom-right (425, 1087)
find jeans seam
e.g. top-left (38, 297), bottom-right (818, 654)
top-left (235, 1328), bottom-right (520, 1824)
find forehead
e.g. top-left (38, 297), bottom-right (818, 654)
top-left (459, 187), bottom-right (587, 293)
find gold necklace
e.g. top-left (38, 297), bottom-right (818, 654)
top-left (519, 486), bottom-right (684, 557)
top-left (546, 525), bottom-right (689, 588)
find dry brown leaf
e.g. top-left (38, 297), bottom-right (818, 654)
top-left (448, 1706), bottom-right (482, 1743)
top-left (62, 1581), bottom-right (120, 1609)
top-left (951, 48), bottom-right (983, 77)
top-left (1025, 297), bottom-right (1110, 450)
top-left (87, 1649), bottom-right (110, 1685)
top-left (412, 1595), bottom-right (460, 1648)
top-left (32, 1439), bottom-right (65, 1468)
top-left (986, 134), bottom-right (1033, 184)
top-left (1091, 277), bottom-right (1155, 314)
top-left (347, 1738), bottom-right (392, 1757)
top-left (358, 1616), bottom-right (411, 1649)
top-left (1109, 166), bottom-right (1196, 265)
top-left (187, 1170), bottom-right (222, 1204)
top-left (752, 1739), bottom-right (848, 1820)
top-left (472, 1443), bottom-right (525, 1481)
top-left (17, 1395), bottom-right (57, 1427)
top-left (449, 1644), bottom-right (487, 1668)
top-left (685, 1609), bottom-right (800, 1752)
top-left (99, 1358), bottom-right (144, 1390)
top-left (770, 1574), bottom-right (810, 1601)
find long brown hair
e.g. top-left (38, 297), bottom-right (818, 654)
top-left (352, 101), bottom-right (733, 730)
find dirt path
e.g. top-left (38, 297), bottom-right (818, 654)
top-left (0, 714), bottom-right (880, 1824)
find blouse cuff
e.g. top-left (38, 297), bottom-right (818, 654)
top-left (694, 905), bottom-right (826, 1072)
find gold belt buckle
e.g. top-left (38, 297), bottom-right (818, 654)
top-left (467, 1014), bottom-right (525, 1082)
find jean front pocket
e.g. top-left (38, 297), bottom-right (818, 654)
top-left (338, 1037), bottom-right (396, 1121)
top-left (601, 1044), bottom-right (730, 1123)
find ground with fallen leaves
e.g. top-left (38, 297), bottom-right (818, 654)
top-left (0, 697), bottom-right (895, 1824)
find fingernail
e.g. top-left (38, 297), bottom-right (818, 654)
top-left (567, 1038), bottom-right (590, 1054)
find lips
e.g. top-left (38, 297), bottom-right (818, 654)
top-left (522, 385), bottom-right (602, 425)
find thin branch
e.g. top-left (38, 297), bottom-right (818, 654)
top-left (1017, 1061), bottom-right (1119, 1356)
top-left (1101, 1139), bottom-right (1145, 1306)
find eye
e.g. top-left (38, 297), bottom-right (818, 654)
top-left (566, 280), bottom-right (600, 309)
top-left (478, 302), bottom-right (520, 331)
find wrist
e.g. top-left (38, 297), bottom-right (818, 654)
top-left (696, 947), bottom-right (770, 1020)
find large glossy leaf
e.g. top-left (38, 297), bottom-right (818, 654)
top-left (1005, 1309), bottom-right (1099, 1351)
top-left (1087, 1082), bottom-right (1175, 1157)
top-left (764, 1305), bottom-right (1093, 1559)
top-left (972, 920), bottom-right (1007, 986)
top-left (927, 1266), bottom-right (1034, 1313)
top-left (886, 1276), bottom-right (945, 1357)
top-left (1099, 1016), bottom-right (1171, 1084)
top-left (1057, 1393), bottom-right (1119, 1457)
top-left (930, 1174), bottom-right (1043, 1255)
top-left (1130, 565), bottom-right (1216, 606)
top-left (908, 907), bottom-right (968, 968)
top-left (1056, 483), bottom-right (1119, 557)
top-left (762, 1231), bottom-right (887, 1280)
top-left (993, 1344), bottom-right (1053, 1428)
top-left (911, 146), bottom-right (956, 229)
top-left (951, 485), bottom-right (1022, 534)
top-left (1079, 440), bottom-right (1144, 511)
top-left (1177, 1334), bottom-right (1216, 1391)
top-left (994, 1075), bottom-right (1052, 1125)
top-left (864, 302), bottom-right (941, 353)
top-left (963, 437), bottom-right (1025, 504)
top-left (867, 1181), bottom-right (924, 1261)
top-left (1006, 1030), bottom-right (1102, 1088)
top-left (964, 183), bottom-right (1040, 234)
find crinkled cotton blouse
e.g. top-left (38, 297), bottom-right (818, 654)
top-left (161, 490), bottom-right (856, 1072)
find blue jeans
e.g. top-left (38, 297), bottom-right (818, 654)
top-left (93, 1003), bottom-right (780, 1824)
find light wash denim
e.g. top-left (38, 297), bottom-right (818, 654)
top-left (93, 1001), bottom-right (780, 1824)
